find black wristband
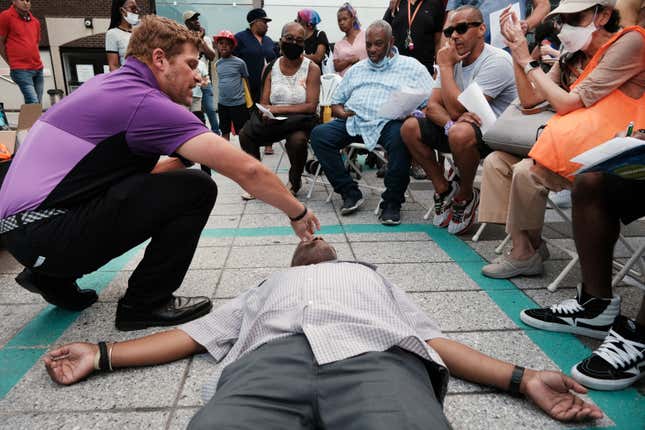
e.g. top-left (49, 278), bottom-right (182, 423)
top-left (98, 341), bottom-right (110, 372)
top-left (508, 365), bottom-right (525, 397)
top-left (289, 205), bottom-right (308, 222)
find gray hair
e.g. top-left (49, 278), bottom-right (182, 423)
top-left (281, 21), bottom-right (304, 37)
top-left (366, 19), bottom-right (393, 41)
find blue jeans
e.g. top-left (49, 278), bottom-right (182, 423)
top-left (201, 83), bottom-right (220, 134)
top-left (10, 69), bottom-right (44, 104)
top-left (310, 119), bottom-right (410, 205)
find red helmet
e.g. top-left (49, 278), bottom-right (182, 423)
top-left (214, 30), bottom-right (237, 49)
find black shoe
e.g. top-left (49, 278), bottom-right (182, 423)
top-left (571, 316), bottom-right (645, 390)
top-left (115, 295), bottom-right (213, 331)
top-left (379, 201), bottom-right (401, 226)
top-left (376, 163), bottom-right (387, 178)
top-left (340, 189), bottom-right (364, 215)
top-left (15, 268), bottom-right (98, 311)
top-left (520, 284), bottom-right (620, 339)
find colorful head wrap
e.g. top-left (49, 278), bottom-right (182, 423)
top-left (297, 9), bottom-right (321, 27)
top-left (337, 3), bottom-right (361, 30)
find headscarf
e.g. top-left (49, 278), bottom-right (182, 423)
top-left (337, 2), bottom-right (361, 30)
top-left (297, 9), bottom-right (321, 28)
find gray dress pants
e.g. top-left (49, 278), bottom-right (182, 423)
top-left (188, 334), bottom-right (450, 430)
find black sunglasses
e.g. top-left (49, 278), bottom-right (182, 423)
top-left (442, 21), bottom-right (482, 37)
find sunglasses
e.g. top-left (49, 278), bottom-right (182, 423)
top-left (442, 21), bottom-right (482, 38)
top-left (282, 35), bottom-right (305, 44)
top-left (553, 5), bottom-right (598, 28)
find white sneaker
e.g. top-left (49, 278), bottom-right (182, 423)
top-left (433, 181), bottom-right (459, 228)
top-left (448, 188), bottom-right (479, 235)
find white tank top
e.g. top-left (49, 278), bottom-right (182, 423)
top-left (269, 57), bottom-right (311, 106)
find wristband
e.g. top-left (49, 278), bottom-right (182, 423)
top-left (289, 205), bottom-right (308, 222)
top-left (444, 120), bottom-right (455, 136)
top-left (97, 341), bottom-right (110, 372)
top-left (508, 365), bottom-right (525, 396)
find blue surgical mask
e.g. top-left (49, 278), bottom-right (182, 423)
top-left (367, 47), bottom-right (395, 70)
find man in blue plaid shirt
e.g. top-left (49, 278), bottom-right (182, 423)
top-left (310, 20), bottom-right (434, 226)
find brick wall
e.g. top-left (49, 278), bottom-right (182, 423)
top-left (0, 0), bottom-right (155, 46)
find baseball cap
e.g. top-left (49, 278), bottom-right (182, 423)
top-left (182, 10), bottom-right (200, 22)
top-left (547, 0), bottom-right (616, 18)
top-left (214, 30), bottom-right (237, 49)
top-left (247, 8), bottom-right (271, 24)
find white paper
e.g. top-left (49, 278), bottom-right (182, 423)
top-left (377, 86), bottom-right (431, 120)
top-left (75, 64), bottom-right (95, 83)
top-left (490, 2), bottom-right (521, 50)
top-left (457, 82), bottom-right (497, 134)
top-left (256, 103), bottom-right (287, 120)
top-left (571, 137), bottom-right (645, 172)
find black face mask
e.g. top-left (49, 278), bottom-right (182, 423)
top-left (282, 42), bottom-right (304, 60)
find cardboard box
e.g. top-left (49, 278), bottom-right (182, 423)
top-left (0, 103), bottom-right (42, 155)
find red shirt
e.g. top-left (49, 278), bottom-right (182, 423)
top-left (0, 5), bottom-right (43, 70)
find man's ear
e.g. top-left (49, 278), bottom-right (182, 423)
top-left (478, 23), bottom-right (487, 39)
top-left (150, 48), bottom-right (167, 72)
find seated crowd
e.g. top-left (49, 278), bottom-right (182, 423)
top-left (0, 0), bottom-right (644, 427)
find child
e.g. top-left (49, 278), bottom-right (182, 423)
top-left (214, 30), bottom-right (250, 142)
top-left (191, 59), bottom-right (212, 175)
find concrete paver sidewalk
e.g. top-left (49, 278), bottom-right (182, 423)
top-left (0, 142), bottom-right (643, 429)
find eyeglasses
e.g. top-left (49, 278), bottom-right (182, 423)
top-left (281, 35), bottom-right (305, 44)
top-left (442, 21), bottom-right (482, 37)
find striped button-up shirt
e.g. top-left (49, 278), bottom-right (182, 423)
top-left (180, 261), bottom-right (449, 403)
top-left (331, 48), bottom-right (434, 150)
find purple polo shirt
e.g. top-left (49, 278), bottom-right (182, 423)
top-left (0, 58), bottom-right (209, 219)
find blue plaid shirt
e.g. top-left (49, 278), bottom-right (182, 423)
top-left (331, 48), bottom-right (433, 151)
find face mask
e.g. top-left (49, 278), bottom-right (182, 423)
top-left (282, 42), bottom-right (304, 60)
top-left (124, 12), bottom-right (140, 26)
top-left (368, 51), bottom-right (393, 70)
top-left (557, 10), bottom-right (597, 53)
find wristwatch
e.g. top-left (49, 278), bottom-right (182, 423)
top-left (523, 60), bottom-right (540, 76)
top-left (444, 120), bottom-right (455, 136)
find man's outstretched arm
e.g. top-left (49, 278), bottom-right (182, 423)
top-left (427, 337), bottom-right (604, 422)
top-left (44, 329), bottom-right (203, 386)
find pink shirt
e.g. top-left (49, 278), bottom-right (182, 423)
top-left (333, 30), bottom-right (367, 77)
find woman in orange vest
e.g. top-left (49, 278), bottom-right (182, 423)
top-left (478, 0), bottom-right (645, 279)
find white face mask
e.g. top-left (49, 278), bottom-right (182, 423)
top-left (557, 9), bottom-right (598, 53)
top-left (124, 12), bottom-right (140, 26)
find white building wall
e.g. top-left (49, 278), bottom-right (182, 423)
top-left (0, 50), bottom-right (55, 111)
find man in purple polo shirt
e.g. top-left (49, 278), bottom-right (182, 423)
top-left (0, 15), bottom-right (320, 331)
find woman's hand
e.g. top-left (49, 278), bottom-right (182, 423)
top-left (44, 342), bottom-right (98, 386)
top-left (522, 369), bottom-right (603, 422)
top-left (500, 7), bottom-right (532, 67)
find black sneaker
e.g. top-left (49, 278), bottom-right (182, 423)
top-left (520, 284), bottom-right (620, 339)
top-left (115, 295), bottom-right (212, 331)
top-left (15, 268), bottom-right (98, 311)
top-left (376, 163), bottom-right (387, 178)
top-left (571, 316), bottom-right (645, 390)
top-left (340, 189), bottom-right (364, 215)
top-left (379, 201), bottom-right (401, 226)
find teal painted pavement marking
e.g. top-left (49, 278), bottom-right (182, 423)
top-left (0, 246), bottom-right (141, 398)
top-left (0, 223), bottom-right (642, 429)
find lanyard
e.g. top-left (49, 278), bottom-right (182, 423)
top-left (407, 0), bottom-right (423, 30)
top-left (405, 0), bottom-right (424, 50)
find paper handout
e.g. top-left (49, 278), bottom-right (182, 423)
top-left (377, 86), bottom-right (430, 120)
top-left (490, 2), bottom-right (522, 50)
top-left (571, 137), bottom-right (645, 179)
top-left (457, 82), bottom-right (497, 134)
top-left (256, 103), bottom-right (287, 120)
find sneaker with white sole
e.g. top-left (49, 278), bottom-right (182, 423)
top-left (448, 188), bottom-right (479, 235)
top-left (520, 284), bottom-right (620, 339)
top-left (482, 251), bottom-right (544, 279)
top-left (433, 181), bottom-right (459, 228)
top-left (571, 315), bottom-right (645, 390)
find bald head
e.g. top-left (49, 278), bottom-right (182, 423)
top-left (291, 238), bottom-right (338, 267)
top-left (282, 21), bottom-right (304, 37)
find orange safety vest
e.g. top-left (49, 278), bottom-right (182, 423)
top-left (528, 26), bottom-right (645, 179)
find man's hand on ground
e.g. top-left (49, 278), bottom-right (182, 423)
top-left (522, 369), bottom-right (603, 422)
top-left (290, 210), bottom-right (321, 241)
top-left (44, 342), bottom-right (97, 385)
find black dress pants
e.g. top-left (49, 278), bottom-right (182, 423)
top-left (4, 169), bottom-right (217, 309)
